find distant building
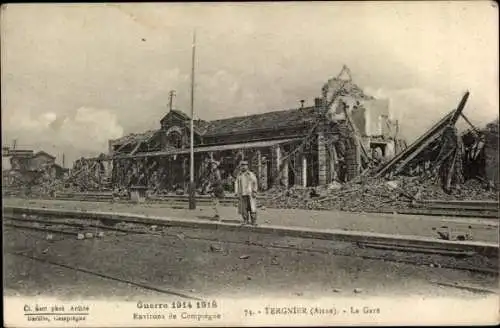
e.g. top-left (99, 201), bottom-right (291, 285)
top-left (28, 151), bottom-right (56, 170)
top-left (2, 149), bottom-right (67, 186)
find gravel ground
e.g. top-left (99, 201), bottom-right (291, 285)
top-left (4, 223), bottom-right (498, 301)
top-left (4, 198), bottom-right (499, 243)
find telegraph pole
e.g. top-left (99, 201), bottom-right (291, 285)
top-left (188, 30), bottom-right (197, 210)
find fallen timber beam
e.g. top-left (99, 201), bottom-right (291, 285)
top-left (271, 72), bottom-right (354, 183)
top-left (450, 91), bottom-right (470, 124)
top-left (374, 110), bottom-right (455, 177)
top-left (129, 141), bottom-right (144, 155)
top-left (374, 92), bottom-right (470, 178)
top-left (273, 121), bottom-right (321, 182)
top-left (460, 113), bottom-right (482, 135)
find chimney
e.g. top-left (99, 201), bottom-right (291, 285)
top-left (314, 97), bottom-right (324, 109)
top-left (299, 100), bottom-right (305, 109)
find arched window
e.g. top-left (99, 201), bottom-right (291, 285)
top-left (166, 131), bottom-right (183, 148)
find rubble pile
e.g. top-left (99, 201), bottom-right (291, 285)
top-left (261, 186), bottom-right (315, 209)
top-left (261, 94), bottom-right (499, 212)
top-left (319, 176), bottom-right (497, 210)
top-left (261, 175), bottom-right (497, 212)
top-left (65, 169), bottom-right (101, 192)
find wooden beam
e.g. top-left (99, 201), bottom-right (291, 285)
top-left (374, 92), bottom-right (470, 177)
top-left (449, 91), bottom-right (470, 125)
top-left (129, 141), bottom-right (144, 155)
top-left (460, 113), bottom-right (481, 135)
top-left (374, 110), bottom-right (455, 177)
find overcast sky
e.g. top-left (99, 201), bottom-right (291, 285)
top-left (2, 2), bottom-right (498, 165)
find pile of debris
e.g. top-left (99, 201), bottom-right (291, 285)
top-left (320, 176), bottom-right (495, 211)
top-left (261, 186), bottom-right (316, 209)
top-left (262, 175), bottom-right (497, 212)
top-left (261, 93), bottom-right (499, 212)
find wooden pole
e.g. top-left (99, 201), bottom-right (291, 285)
top-left (189, 30), bottom-right (197, 210)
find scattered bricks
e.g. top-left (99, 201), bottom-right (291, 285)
top-left (239, 255), bottom-right (250, 260)
top-left (77, 233), bottom-right (85, 240)
top-left (260, 172), bottom-right (497, 213)
top-left (271, 257), bottom-right (279, 265)
top-left (84, 232), bottom-right (94, 239)
top-left (332, 288), bottom-right (342, 293)
top-left (435, 228), bottom-right (450, 241)
top-left (328, 181), bottom-right (342, 191)
top-left (385, 180), bottom-right (399, 190)
top-left (150, 225), bottom-right (158, 231)
top-left (96, 232), bottom-right (105, 238)
top-left (45, 233), bottom-right (54, 241)
top-left (353, 288), bottom-right (363, 294)
top-left (209, 244), bottom-right (223, 252)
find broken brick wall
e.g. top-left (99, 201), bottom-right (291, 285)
top-left (345, 137), bottom-right (360, 181)
top-left (351, 106), bottom-right (367, 136)
top-left (363, 99), bottom-right (391, 137)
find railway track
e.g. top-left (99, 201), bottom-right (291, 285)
top-left (6, 251), bottom-right (202, 300)
top-left (4, 216), bottom-right (203, 300)
top-left (4, 191), bottom-right (499, 218)
top-left (3, 209), bottom-right (498, 275)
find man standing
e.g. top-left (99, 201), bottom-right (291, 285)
top-left (235, 160), bottom-right (258, 225)
top-left (207, 160), bottom-right (224, 220)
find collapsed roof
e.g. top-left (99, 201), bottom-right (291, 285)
top-left (112, 78), bottom-right (374, 143)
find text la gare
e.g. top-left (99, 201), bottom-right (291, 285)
top-left (350, 306), bottom-right (380, 314)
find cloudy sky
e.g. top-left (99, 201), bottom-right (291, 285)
top-left (2, 2), bottom-right (498, 165)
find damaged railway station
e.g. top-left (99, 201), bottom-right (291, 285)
top-left (87, 66), bottom-right (406, 194)
top-left (6, 66), bottom-right (498, 212)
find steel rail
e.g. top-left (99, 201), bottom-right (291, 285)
top-left (6, 251), bottom-right (202, 300)
top-left (4, 212), bottom-right (497, 275)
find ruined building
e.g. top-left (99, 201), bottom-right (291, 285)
top-left (2, 148), bottom-right (67, 189)
top-left (106, 72), bottom-right (405, 193)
